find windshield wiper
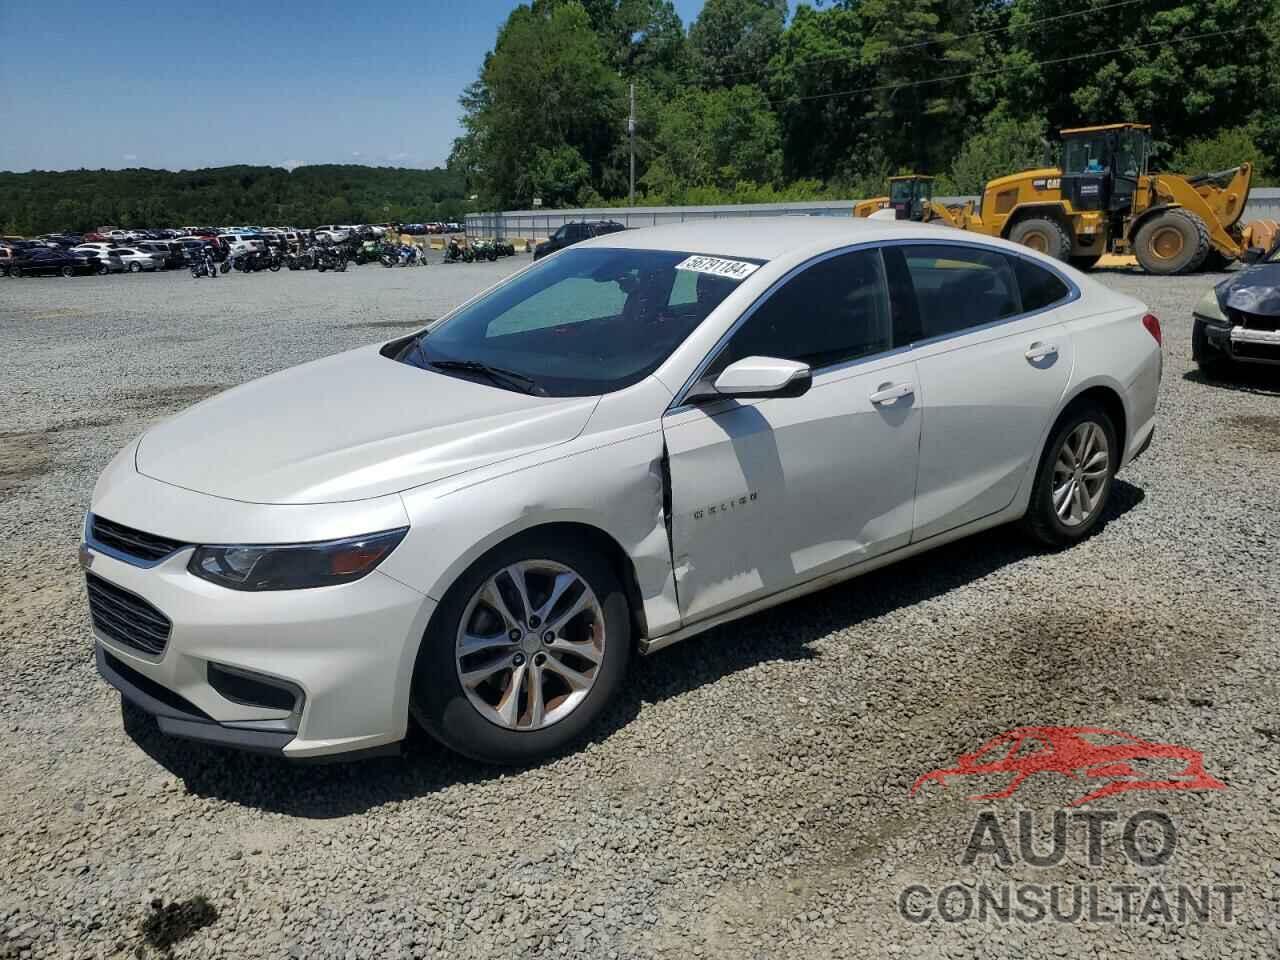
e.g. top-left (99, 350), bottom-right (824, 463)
top-left (428, 359), bottom-right (542, 395)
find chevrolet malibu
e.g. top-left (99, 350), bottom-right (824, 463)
top-left (85, 219), bottom-right (1161, 763)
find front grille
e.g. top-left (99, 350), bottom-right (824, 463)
top-left (90, 515), bottom-right (186, 563)
top-left (86, 573), bottom-right (172, 656)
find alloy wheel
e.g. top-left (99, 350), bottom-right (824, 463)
top-left (455, 560), bottom-right (605, 731)
top-left (1052, 421), bottom-right (1110, 527)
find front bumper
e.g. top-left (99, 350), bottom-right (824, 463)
top-left (86, 539), bottom-right (435, 757)
top-left (83, 454), bottom-right (437, 758)
top-left (1195, 316), bottom-right (1280, 366)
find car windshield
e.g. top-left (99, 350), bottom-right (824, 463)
top-left (403, 247), bottom-right (763, 397)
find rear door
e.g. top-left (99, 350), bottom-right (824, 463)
top-left (889, 244), bottom-right (1077, 541)
top-left (663, 247), bottom-right (922, 623)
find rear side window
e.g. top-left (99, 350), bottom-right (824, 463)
top-left (1012, 257), bottom-right (1071, 312)
top-left (710, 248), bottom-right (892, 373)
top-left (900, 245), bottom-right (1021, 338)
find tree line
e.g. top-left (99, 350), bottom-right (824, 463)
top-left (0, 165), bottom-right (467, 236)
top-left (452, 0), bottom-right (1280, 208)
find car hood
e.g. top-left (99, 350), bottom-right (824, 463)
top-left (135, 345), bottom-right (598, 504)
top-left (1217, 262), bottom-right (1280, 316)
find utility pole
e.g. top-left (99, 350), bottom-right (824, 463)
top-left (628, 82), bottom-right (636, 206)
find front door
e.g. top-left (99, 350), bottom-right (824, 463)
top-left (662, 247), bottom-right (922, 624)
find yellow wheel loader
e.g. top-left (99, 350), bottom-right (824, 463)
top-left (954, 124), bottom-right (1270, 274)
top-left (853, 125), bottom-right (1276, 274)
top-left (852, 175), bottom-right (973, 226)
top-left (853, 175), bottom-right (937, 220)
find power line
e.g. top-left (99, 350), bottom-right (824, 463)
top-left (767, 26), bottom-right (1250, 108)
top-left (709, 0), bottom-right (1148, 84)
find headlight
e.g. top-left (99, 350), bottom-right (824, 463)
top-left (188, 528), bottom-right (408, 591)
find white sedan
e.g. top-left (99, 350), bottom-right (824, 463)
top-left (83, 219), bottom-right (1161, 762)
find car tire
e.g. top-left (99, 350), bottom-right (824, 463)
top-left (129, 262), bottom-right (142, 273)
top-left (61, 265), bottom-right (75, 278)
top-left (96, 265), bottom-right (108, 276)
top-left (411, 531), bottom-right (631, 765)
top-left (1021, 401), bottom-right (1118, 548)
top-left (12, 267), bottom-right (23, 278)
top-left (1133, 209), bottom-right (1210, 275)
top-left (1010, 218), bottom-right (1072, 261)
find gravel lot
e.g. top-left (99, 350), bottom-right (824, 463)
top-left (2, 258), bottom-right (1278, 960)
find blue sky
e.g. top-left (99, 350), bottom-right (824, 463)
top-left (0, 0), bottom-right (733, 173)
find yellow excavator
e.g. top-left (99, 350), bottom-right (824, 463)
top-left (855, 125), bottom-right (1278, 274)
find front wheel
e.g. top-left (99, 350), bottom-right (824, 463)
top-left (269, 261), bottom-right (281, 272)
top-left (1133, 209), bottom-right (1210, 275)
top-left (1021, 403), bottom-right (1118, 547)
top-left (411, 532), bottom-right (631, 764)
top-left (1192, 318), bottom-right (1233, 380)
top-left (96, 265), bottom-right (109, 276)
top-left (128, 262), bottom-right (142, 273)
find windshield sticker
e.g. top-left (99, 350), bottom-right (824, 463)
top-left (675, 255), bottom-right (759, 280)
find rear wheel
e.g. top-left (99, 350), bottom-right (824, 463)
top-left (1022, 402), bottom-right (1118, 547)
top-left (96, 265), bottom-right (108, 276)
top-left (12, 267), bottom-right (23, 278)
top-left (128, 262), bottom-right (142, 273)
top-left (1133, 209), bottom-right (1210, 275)
top-left (61, 265), bottom-right (75, 278)
top-left (411, 532), bottom-right (631, 764)
top-left (1010, 218), bottom-right (1072, 261)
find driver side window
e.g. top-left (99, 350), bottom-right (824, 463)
top-left (706, 248), bottom-right (892, 377)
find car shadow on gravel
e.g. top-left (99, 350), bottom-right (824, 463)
top-left (1183, 367), bottom-right (1280, 396)
top-left (123, 480), bottom-right (1146, 819)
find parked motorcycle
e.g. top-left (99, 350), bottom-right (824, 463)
top-left (380, 244), bottom-right (421, 267)
top-left (470, 238), bottom-right (499, 262)
top-left (355, 240), bottom-right (386, 265)
top-left (442, 237), bottom-right (473, 263)
top-left (493, 238), bottom-right (517, 257)
top-left (314, 245), bottom-right (348, 272)
top-left (189, 248), bottom-right (219, 279)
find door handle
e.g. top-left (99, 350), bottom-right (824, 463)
top-left (1025, 341), bottom-right (1059, 362)
top-left (869, 382), bottom-right (915, 405)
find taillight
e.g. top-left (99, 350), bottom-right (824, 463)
top-left (1142, 313), bottom-right (1162, 346)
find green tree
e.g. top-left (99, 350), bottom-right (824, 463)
top-left (642, 85), bottom-right (783, 199)
top-left (950, 112), bottom-right (1048, 192)
top-left (766, 3), bottom-right (875, 182)
top-left (856, 0), bottom-right (985, 174)
top-left (1170, 126), bottom-right (1270, 179)
top-left (995, 0), bottom-right (1279, 160)
top-left (688, 0), bottom-right (788, 88)
top-left (456, 2), bottom-right (624, 207)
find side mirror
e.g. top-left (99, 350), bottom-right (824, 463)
top-left (705, 356), bottom-right (813, 400)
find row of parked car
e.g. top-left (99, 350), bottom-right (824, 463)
top-left (398, 222), bottom-right (464, 235)
top-left (0, 224), bottom-right (400, 278)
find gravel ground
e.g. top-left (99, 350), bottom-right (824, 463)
top-left (1, 259), bottom-right (1279, 960)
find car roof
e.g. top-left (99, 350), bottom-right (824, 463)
top-left (574, 216), bottom-right (1018, 261)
